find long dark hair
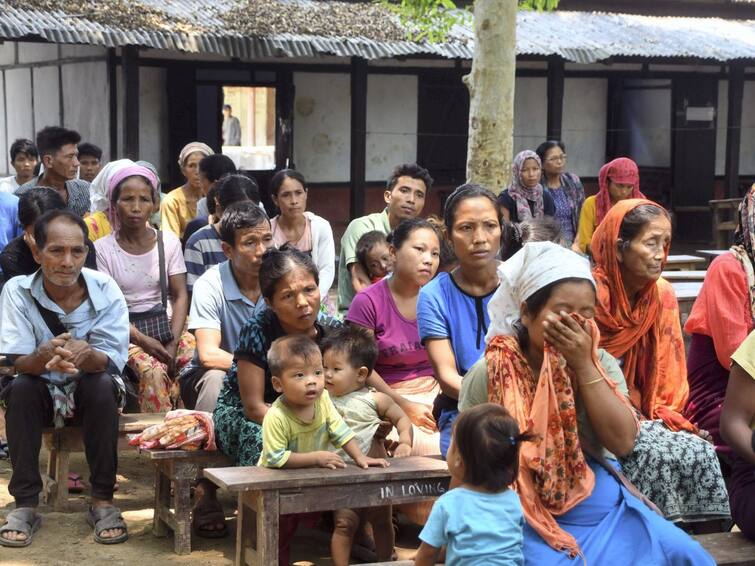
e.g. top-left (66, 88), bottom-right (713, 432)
top-left (259, 245), bottom-right (319, 301)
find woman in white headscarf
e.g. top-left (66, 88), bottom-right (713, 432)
top-left (458, 242), bottom-right (713, 565)
top-left (161, 142), bottom-right (214, 238)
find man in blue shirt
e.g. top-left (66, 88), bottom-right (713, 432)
top-left (0, 210), bottom-right (129, 547)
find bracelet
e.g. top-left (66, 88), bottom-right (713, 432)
top-left (580, 376), bottom-right (604, 387)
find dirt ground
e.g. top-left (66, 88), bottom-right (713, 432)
top-left (0, 448), bottom-right (422, 566)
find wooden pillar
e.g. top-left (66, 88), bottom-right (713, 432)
top-left (546, 56), bottom-right (565, 141)
top-left (350, 57), bottom-right (368, 220)
top-left (275, 69), bottom-right (295, 170)
top-left (122, 46), bottom-right (140, 160)
top-left (725, 62), bottom-right (744, 198)
top-left (107, 48), bottom-right (118, 160)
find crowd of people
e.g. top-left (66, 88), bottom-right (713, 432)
top-left (0, 123), bottom-right (752, 565)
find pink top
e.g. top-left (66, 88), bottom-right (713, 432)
top-left (684, 252), bottom-right (753, 368)
top-left (94, 229), bottom-right (186, 314)
top-left (270, 216), bottom-right (313, 253)
top-left (346, 278), bottom-right (434, 385)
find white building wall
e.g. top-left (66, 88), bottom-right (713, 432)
top-left (563, 78), bottom-right (607, 178)
top-left (293, 72), bottom-right (351, 183)
top-left (715, 79), bottom-right (755, 176)
top-left (139, 66), bottom-right (170, 181)
top-left (32, 66), bottom-right (60, 133)
top-left (0, 72), bottom-right (6, 175)
top-left (62, 61), bottom-right (110, 160)
top-left (513, 77), bottom-right (547, 155)
top-left (5, 68), bottom-right (34, 173)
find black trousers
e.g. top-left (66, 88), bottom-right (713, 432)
top-left (5, 372), bottom-right (119, 507)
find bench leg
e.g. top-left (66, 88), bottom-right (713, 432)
top-left (43, 446), bottom-right (58, 506)
top-left (255, 491), bottom-right (279, 566)
top-left (173, 478), bottom-right (192, 555)
top-left (153, 465), bottom-right (171, 538)
top-left (53, 449), bottom-right (70, 512)
top-left (237, 491), bottom-right (274, 566)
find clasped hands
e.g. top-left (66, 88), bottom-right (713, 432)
top-left (39, 332), bottom-right (92, 374)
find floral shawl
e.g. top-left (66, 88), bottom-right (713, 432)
top-left (592, 199), bottom-right (695, 432)
top-left (730, 183), bottom-right (755, 323)
top-left (508, 150), bottom-right (545, 222)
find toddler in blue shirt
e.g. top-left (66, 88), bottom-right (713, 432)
top-left (415, 403), bottom-right (534, 566)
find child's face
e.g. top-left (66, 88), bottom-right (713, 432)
top-left (272, 354), bottom-right (325, 407)
top-left (446, 433), bottom-right (465, 483)
top-left (365, 242), bottom-right (393, 279)
top-left (323, 348), bottom-right (365, 397)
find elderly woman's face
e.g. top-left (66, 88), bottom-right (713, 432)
top-left (270, 266), bottom-right (321, 334)
top-left (617, 215), bottom-right (671, 286)
top-left (116, 177), bottom-right (154, 231)
top-left (521, 280), bottom-right (596, 354)
top-left (181, 152), bottom-right (204, 191)
top-left (449, 197), bottom-right (501, 270)
top-left (542, 147), bottom-right (566, 176)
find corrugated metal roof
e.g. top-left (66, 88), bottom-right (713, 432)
top-left (1, 2), bottom-right (755, 63)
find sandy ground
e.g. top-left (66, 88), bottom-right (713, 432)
top-left (0, 448), bottom-right (422, 566)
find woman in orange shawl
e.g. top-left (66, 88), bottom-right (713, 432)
top-left (591, 199), bottom-right (729, 525)
top-left (459, 241), bottom-right (713, 564)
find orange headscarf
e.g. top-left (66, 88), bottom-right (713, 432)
top-left (486, 319), bottom-right (637, 559)
top-left (591, 199), bottom-right (695, 433)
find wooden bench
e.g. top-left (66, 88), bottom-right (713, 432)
top-left (139, 448), bottom-right (231, 555)
top-left (710, 198), bottom-right (741, 249)
top-left (204, 456), bottom-right (451, 566)
top-left (42, 412), bottom-right (164, 511)
top-left (662, 270), bottom-right (707, 282)
top-left (665, 254), bottom-right (707, 271)
top-left (694, 532), bottom-right (755, 565)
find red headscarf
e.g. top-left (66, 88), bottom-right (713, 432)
top-left (591, 199), bottom-right (696, 432)
top-left (596, 157), bottom-right (644, 225)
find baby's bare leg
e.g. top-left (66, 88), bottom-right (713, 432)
top-left (364, 504), bottom-right (394, 561)
top-left (331, 507), bottom-right (361, 566)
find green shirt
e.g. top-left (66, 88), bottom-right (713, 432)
top-left (459, 348), bottom-right (629, 460)
top-left (259, 389), bottom-right (355, 468)
top-left (337, 209), bottom-right (391, 313)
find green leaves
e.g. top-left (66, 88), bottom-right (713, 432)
top-left (518, 0), bottom-right (561, 11)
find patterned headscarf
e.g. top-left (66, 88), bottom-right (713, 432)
top-left (107, 164), bottom-right (160, 233)
top-left (484, 242), bottom-right (636, 558)
top-left (596, 157), bottom-right (644, 225)
top-left (508, 150), bottom-right (545, 222)
top-left (730, 183), bottom-right (755, 322)
top-left (178, 142), bottom-right (214, 167)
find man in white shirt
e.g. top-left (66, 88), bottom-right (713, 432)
top-left (0, 139), bottom-right (38, 194)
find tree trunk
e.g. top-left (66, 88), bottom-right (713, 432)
top-left (464, 0), bottom-right (517, 194)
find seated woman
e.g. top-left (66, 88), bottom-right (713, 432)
top-left (720, 329), bottom-right (755, 540)
top-left (94, 164), bottom-right (195, 412)
top-left (346, 218), bottom-right (442, 456)
top-left (685, 184), bottom-right (755, 457)
top-left (498, 150), bottom-right (555, 224)
top-left (417, 184), bottom-right (504, 457)
top-left (213, 246), bottom-right (342, 467)
top-left (591, 199), bottom-right (729, 524)
top-left (537, 140), bottom-right (584, 247)
top-left (161, 142), bottom-right (214, 239)
top-left (269, 169), bottom-right (336, 309)
top-left (576, 157), bottom-right (645, 255)
top-left (460, 241), bottom-right (714, 565)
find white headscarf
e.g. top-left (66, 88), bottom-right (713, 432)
top-left (485, 241), bottom-right (595, 342)
top-left (89, 159), bottom-right (135, 214)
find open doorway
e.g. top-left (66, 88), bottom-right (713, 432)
top-left (221, 86), bottom-right (276, 170)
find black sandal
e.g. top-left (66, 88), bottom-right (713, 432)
top-left (0, 507), bottom-right (42, 548)
top-left (87, 505), bottom-right (128, 545)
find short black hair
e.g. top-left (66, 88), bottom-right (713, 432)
top-left (206, 185), bottom-right (219, 216)
top-left (10, 138), bottom-right (38, 162)
top-left (386, 163), bottom-right (433, 193)
top-left (520, 217), bottom-right (564, 246)
top-left (454, 403), bottom-right (536, 492)
top-left (355, 230), bottom-right (388, 276)
top-left (268, 335), bottom-right (322, 378)
top-left (77, 142), bottom-right (102, 161)
top-left (223, 104), bottom-right (232, 111)
top-left (270, 169), bottom-right (306, 197)
top-left (218, 200), bottom-right (269, 246)
top-left (259, 246), bottom-right (319, 302)
top-left (36, 126), bottom-right (81, 157)
top-left (18, 187), bottom-right (66, 229)
top-left (387, 218), bottom-right (440, 250)
top-left (321, 326), bottom-right (378, 374)
top-left (535, 140), bottom-right (566, 164)
top-left (217, 173), bottom-right (260, 210)
top-left (34, 209), bottom-right (88, 250)
top-left (199, 154), bottom-right (237, 183)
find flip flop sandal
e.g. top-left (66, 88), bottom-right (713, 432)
top-left (87, 505), bottom-right (128, 545)
top-left (192, 503), bottom-right (228, 538)
top-left (0, 507), bottom-right (42, 548)
top-left (68, 473), bottom-right (85, 494)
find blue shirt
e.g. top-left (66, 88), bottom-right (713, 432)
top-left (416, 272), bottom-right (497, 375)
top-left (184, 224), bottom-right (225, 292)
top-left (185, 260), bottom-right (267, 371)
top-left (0, 191), bottom-right (21, 255)
top-left (420, 487), bottom-right (524, 566)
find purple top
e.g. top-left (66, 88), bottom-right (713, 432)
top-left (346, 278), bottom-right (434, 385)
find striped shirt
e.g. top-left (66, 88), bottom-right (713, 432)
top-left (16, 176), bottom-right (91, 217)
top-left (184, 224), bottom-right (226, 292)
top-left (259, 390), bottom-right (354, 468)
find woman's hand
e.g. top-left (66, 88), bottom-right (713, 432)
top-left (542, 311), bottom-right (593, 373)
top-left (138, 334), bottom-right (173, 366)
top-left (163, 339), bottom-right (179, 376)
top-left (400, 401), bottom-right (436, 434)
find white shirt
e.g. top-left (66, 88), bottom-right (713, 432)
top-left (0, 175), bottom-right (19, 194)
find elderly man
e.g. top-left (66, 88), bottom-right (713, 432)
top-left (0, 210), bottom-right (129, 547)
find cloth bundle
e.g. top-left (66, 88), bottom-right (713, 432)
top-left (129, 409), bottom-right (217, 451)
